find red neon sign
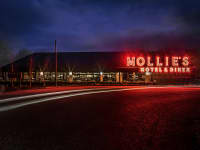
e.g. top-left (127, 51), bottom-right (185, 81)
top-left (126, 56), bottom-right (191, 73)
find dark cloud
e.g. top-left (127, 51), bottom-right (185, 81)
top-left (0, 1), bottom-right (46, 36)
top-left (95, 31), bottom-right (200, 51)
top-left (0, 0), bottom-right (200, 51)
top-left (176, 1), bottom-right (200, 34)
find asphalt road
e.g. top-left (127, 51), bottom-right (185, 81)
top-left (0, 86), bottom-right (200, 150)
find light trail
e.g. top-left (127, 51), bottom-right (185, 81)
top-left (1, 86), bottom-right (199, 112)
top-left (0, 88), bottom-right (112, 104)
top-left (0, 87), bottom-right (151, 112)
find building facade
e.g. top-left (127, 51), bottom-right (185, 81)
top-left (0, 51), bottom-right (199, 85)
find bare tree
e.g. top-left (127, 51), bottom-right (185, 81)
top-left (63, 64), bottom-right (76, 82)
top-left (64, 64), bottom-right (75, 73)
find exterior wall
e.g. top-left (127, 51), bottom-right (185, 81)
top-left (1, 51), bottom-right (200, 85)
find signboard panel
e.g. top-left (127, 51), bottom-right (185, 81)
top-left (126, 56), bottom-right (191, 73)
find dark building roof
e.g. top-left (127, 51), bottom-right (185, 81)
top-left (1, 51), bottom-right (199, 73)
top-left (1, 52), bottom-right (128, 72)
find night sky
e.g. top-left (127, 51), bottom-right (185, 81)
top-left (1, 0), bottom-right (200, 52)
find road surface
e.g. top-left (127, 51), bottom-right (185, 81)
top-left (0, 86), bottom-right (200, 150)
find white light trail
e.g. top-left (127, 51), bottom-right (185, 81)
top-left (0, 87), bottom-right (152, 112)
top-left (0, 88), bottom-right (111, 104)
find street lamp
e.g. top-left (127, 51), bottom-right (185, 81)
top-left (100, 72), bottom-right (103, 82)
top-left (40, 71), bottom-right (44, 76)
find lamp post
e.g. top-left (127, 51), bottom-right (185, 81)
top-left (11, 63), bottom-right (14, 87)
top-left (55, 40), bottom-right (58, 86)
top-left (29, 56), bottom-right (32, 88)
